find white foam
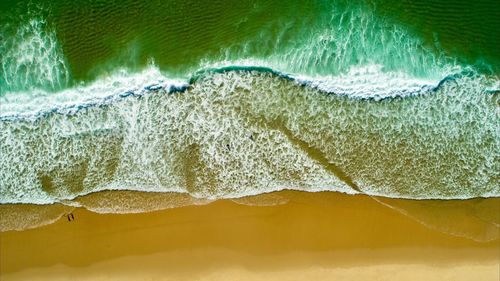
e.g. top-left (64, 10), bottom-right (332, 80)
top-left (0, 68), bottom-right (498, 204)
top-left (1, 61), bottom-right (444, 119)
top-left (0, 16), bottom-right (69, 93)
top-left (292, 64), bottom-right (438, 99)
top-left (0, 66), bottom-right (187, 119)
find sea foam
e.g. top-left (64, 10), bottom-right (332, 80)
top-left (1, 68), bottom-right (498, 204)
top-left (0, 15), bottom-right (69, 93)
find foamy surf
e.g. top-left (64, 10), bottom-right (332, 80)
top-left (0, 67), bottom-right (188, 120)
top-left (0, 16), bottom-right (69, 93)
top-left (1, 67), bottom-right (498, 205)
top-left (0, 64), bottom-right (449, 120)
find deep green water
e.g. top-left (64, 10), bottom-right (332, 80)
top-left (1, 0), bottom-right (499, 92)
top-left (0, 0), bottom-right (499, 204)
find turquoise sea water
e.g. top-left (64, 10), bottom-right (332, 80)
top-left (0, 0), bottom-right (499, 204)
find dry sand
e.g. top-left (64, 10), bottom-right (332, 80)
top-left (1, 191), bottom-right (499, 280)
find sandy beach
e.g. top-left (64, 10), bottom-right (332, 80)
top-left (1, 191), bottom-right (498, 280)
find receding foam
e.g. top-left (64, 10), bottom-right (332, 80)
top-left (0, 69), bottom-right (498, 205)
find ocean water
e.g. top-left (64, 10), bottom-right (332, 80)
top-left (0, 0), bottom-right (499, 205)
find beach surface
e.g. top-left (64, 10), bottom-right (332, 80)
top-left (1, 191), bottom-right (498, 280)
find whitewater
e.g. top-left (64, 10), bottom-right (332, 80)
top-left (1, 2), bottom-right (499, 205)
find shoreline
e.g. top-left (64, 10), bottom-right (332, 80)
top-left (1, 191), bottom-right (499, 280)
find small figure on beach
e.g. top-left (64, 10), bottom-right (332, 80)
top-left (66, 213), bottom-right (75, 222)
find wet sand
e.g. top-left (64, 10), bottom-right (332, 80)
top-left (1, 191), bottom-right (499, 280)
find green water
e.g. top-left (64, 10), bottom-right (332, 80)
top-left (1, 0), bottom-right (499, 93)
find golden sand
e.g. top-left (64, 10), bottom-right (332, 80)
top-left (1, 191), bottom-right (499, 280)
